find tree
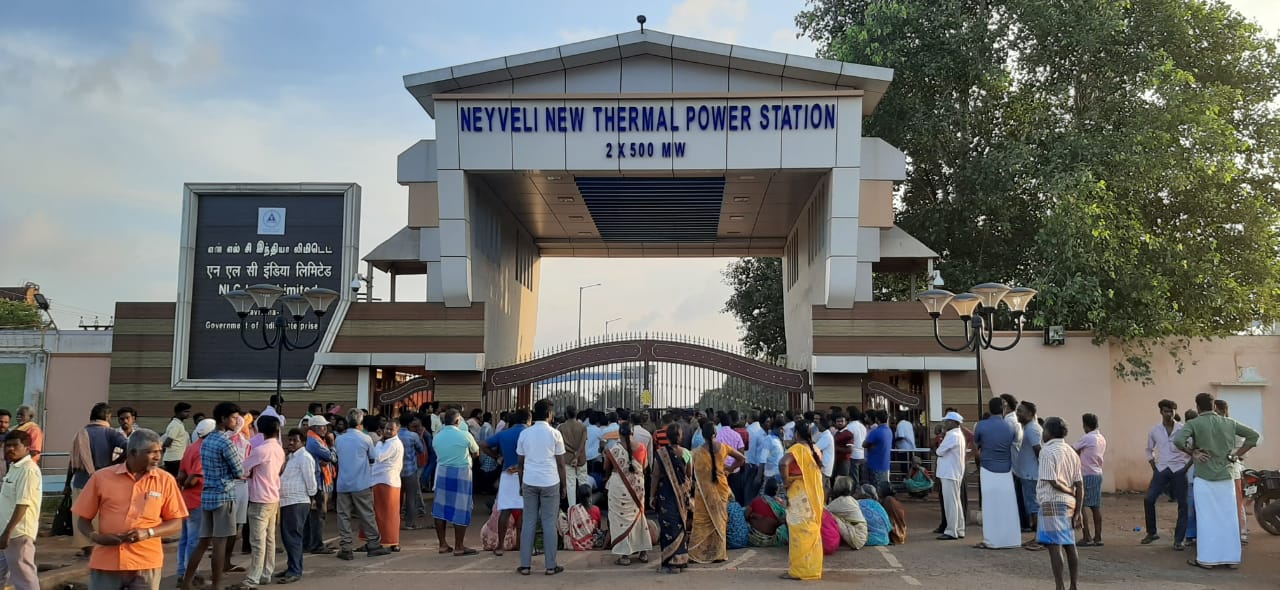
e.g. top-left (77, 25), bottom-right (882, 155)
top-left (797, 0), bottom-right (1280, 380)
top-left (722, 257), bottom-right (787, 360)
top-left (694, 377), bottom-right (789, 414)
top-left (0, 300), bottom-right (41, 329)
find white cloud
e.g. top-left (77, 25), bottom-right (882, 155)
top-left (660, 0), bottom-right (750, 44)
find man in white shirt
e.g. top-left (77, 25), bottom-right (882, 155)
top-left (935, 411), bottom-right (967, 540)
top-left (278, 429), bottom-right (317, 584)
top-left (260, 395), bottom-right (286, 427)
top-left (516, 400), bottom-right (566, 576)
top-left (895, 414), bottom-right (917, 451)
top-left (0, 430), bottom-right (41, 590)
top-left (846, 407), bottom-right (869, 486)
top-left (1142, 399), bottom-right (1190, 549)
top-left (815, 415), bottom-right (836, 489)
top-left (742, 411), bottom-right (769, 504)
top-left (162, 402), bottom-right (193, 477)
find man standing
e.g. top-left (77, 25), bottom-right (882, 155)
top-left (973, 398), bottom-right (1020, 549)
top-left (935, 411), bottom-right (966, 541)
top-left (0, 430), bottom-right (41, 590)
top-left (176, 419), bottom-right (215, 585)
top-left (1074, 413), bottom-right (1107, 547)
top-left (894, 412), bottom-right (916, 451)
top-left (161, 403), bottom-right (192, 477)
top-left (278, 429), bottom-right (317, 585)
top-left (1213, 399), bottom-right (1250, 544)
top-left (557, 406), bottom-right (589, 507)
top-left (0, 410), bottom-right (10, 435)
top-left (1174, 393), bottom-right (1259, 570)
top-left (516, 401), bottom-right (567, 576)
top-left (12, 406), bottom-right (41, 465)
top-left (833, 414), bottom-right (854, 479)
top-left (482, 408), bottom-right (527, 556)
top-left (260, 395), bottom-right (286, 426)
top-left (999, 394), bottom-right (1027, 530)
top-left (433, 409), bottom-right (480, 556)
top-left (75, 429), bottom-right (187, 590)
top-left (741, 411), bottom-right (768, 504)
top-left (303, 416), bottom-right (335, 555)
top-left (1015, 401), bottom-right (1043, 542)
top-left (1036, 417), bottom-right (1083, 590)
top-left (180, 402), bottom-right (245, 590)
top-left (241, 416), bottom-right (284, 586)
top-left (1142, 399), bottom-right (1189, 549)
top-left (846, 407), bottom-right (868, 485)
top-left (397, 415), bottom-right (426, 530)
top-left (68, 403), bottom-right (128, 557)
top-left (334, 410), bottom-right (390, 560)
top-left (815, 415), bottom-right (836, 490)
top-left (862, 410), bottom-right (893, 488)
top-left (116, 407), bottom-right (138, 441)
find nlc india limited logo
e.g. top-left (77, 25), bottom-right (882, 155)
top-left (258, 207), bottom-right (286, 235)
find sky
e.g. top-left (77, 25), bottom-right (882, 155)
top-left (1, 0), bottom-right (1276, 352)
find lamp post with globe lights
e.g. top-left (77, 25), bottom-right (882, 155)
top-left (223, 284), bottom-right (340, 403)
top-left (916, 283), bottom-right (1037, 415)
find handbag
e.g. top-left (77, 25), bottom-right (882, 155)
top-left (51, 480), bottom-right (74, 536)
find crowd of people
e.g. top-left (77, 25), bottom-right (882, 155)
top-left (0, 388), bottom-right (1262, 590)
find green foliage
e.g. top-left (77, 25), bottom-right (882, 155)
top-left (721, 257), bottom-right (787, 361)
top-left (798, 0), bottom-right (1280, 380)
top-left (695, 377), bottom-right (789, 414)
top-left (0, 300), bottom-right (42, 330)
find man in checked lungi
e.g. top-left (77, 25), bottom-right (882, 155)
top-left (432, 408), bottom-right (481, 556)
top-left (1035, 417), bottom-right (1083, 590)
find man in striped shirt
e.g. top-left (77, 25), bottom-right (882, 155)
top-left (278, 429), bottom-right (317, 584)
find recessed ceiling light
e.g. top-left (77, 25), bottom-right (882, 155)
top-left (738, 175), bottom-right (756, 180)
top-left (557, 197), bottom-right (575, 203)
top-left (729, 215), bottom-right (745, 221)
top-left (568, 215), bottom-right (585, 221)
top-left (545, 175), bottom-right (562, 181)
top-left (732, 196), bottom-right (750, 203)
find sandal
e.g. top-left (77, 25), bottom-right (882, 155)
top-left (1077, 540), bottom-right (1096, 547)
top-left (438, 546), bottom-right (453, 554)
top-left (516, 567), bottom-right (531, 576)
top-left (545, 566), bottom-right (564, 576)
top-left (224, 565), bottom-right (246, 573)
top-left (1187, 559), bottom-right (1214, 570)
top-left (614, 556), bottom-right (632, 566)
top-left (780, 574), bottom-right (802, 580)
top-left (493, 550), bottom-right (504, 557)
top-left (636, 553), bottom-right (649, 564)
top-left (1023, 543), bottom-right (1046, 551)
top-left (453, 548), bottom-right (478, 557)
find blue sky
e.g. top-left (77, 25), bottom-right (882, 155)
top-left (1, 0), bottom-right (1275, 350)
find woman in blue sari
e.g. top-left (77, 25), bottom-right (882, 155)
top-left (650, 423), bottom-right (692, 573)
top-left (856, 484), bottom-right (891, 546)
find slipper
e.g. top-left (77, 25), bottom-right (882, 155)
top-left (1023, 543), bottom-right (1046, 551)
top-left (545, 566), bottom-right (564, 576)
top-left (779, 574), bottom-right (802, 580)
top-left (1093, 541), bottom-right (1105, 547)
top-left (493, 550), bottom-right (504, 557)
top-left (1187, 559), bottom-right (1214, 570)
top-left (636, 553), bottom-right (650, 564)
top-left (225, 565), bottom-right (247, 573)
top-left (972, 542), bottom-right (992, 549)
top-left (1077, 540), bottom-right (1095, 547)
top-left (614, 557), bottom-right (632, 566)
top-left (516, 567), bottom-right (531, 576)
top-left (438, 546), bottom-right (453, 554)
top-left (453, 548), bottom-right (478, 557)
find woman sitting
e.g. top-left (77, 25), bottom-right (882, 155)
top-left (560, 484), bottom-right (601, 551)
top-left (903, 455), bottom-right (935, 499)
top-left (856, 484), bottom-right (891, 547)
top-left (825, 476), bottom-right (868, 550)
top-left (878, 481), bottom-right (908, 545)
top-left (747, 478), bottom-right (788, 547)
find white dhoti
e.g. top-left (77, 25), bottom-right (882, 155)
top-left (1194, 477), bottom-right (1241, 565)
top-left (980, 468), bottom-right (1021, 548)
top-left (942, 477), bottom-right (965, 539)
top-left (495, 471), bottom-right (523, 511)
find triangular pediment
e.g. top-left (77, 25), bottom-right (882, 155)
top-left (403, 29), bottom-right (893, 117)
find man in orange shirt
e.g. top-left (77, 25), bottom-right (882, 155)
top-left (12, 407), bottom-right (40, 465)
top-left (73, 428), bottom-right (187, 590)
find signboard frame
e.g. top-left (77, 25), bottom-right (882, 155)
top-left (171, 183), bottom-right (361, 390)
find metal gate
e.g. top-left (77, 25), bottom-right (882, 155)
top-left (484, 334), bottom-right (812, 415)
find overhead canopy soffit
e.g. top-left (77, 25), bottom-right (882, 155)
top-left (403, 29), bottom-right (894, 117)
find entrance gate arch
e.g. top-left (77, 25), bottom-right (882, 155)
top-left (484, 335), bottom-right (811, 414)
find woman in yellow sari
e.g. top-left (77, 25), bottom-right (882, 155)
top-left (778, 420), bottom-right (824, 580)
top-left (689, 421), bottom-right (746, 563)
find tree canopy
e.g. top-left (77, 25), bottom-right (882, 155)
top-left (792, 0), bottom-right (1280, 379)
top-left (722, 257), bottom-right (787, 361)
top-left (0, 300), bottom-right (42, 330)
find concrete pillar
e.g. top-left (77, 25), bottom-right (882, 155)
top-left (357, 367), bottom-right (371, 410)
top-left (436, 170), bottom-right (473, 307)
top-left (825, 167), bottom-right (861, 308)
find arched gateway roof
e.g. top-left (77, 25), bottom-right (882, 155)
top-left (403, 29), bottom-right (894, 118)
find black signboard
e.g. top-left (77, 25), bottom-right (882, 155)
top-left (187, 194), bottom-right (345, 380)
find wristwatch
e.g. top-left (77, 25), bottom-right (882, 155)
top-left (147, 528), bottom-right (155, 539)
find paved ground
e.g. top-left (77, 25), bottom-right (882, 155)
top-left (36, 493), bottom-right (1280, 590)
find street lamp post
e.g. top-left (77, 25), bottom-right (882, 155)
top-left (604, 316), bottom-right (623, 335)
top-left (916, 283), bottom-right (1037, 415)
top-left (577, 283), bottom-right (602, 346)
top-left (223, 284), bottom-right (340, 403)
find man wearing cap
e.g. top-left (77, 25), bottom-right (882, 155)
top-left (935, 411), bottom-right (967, 541)
top-left (176, 418), bottom-right (216, 583)
top-left (304, 415), bottom-right (336, 555)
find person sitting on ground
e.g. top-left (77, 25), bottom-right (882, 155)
top-left (747, 477), bottom-right (788, 547)
top-left (560, 483), bottom-right (602, 551)
top-left (903, 455), bottom-right (934, 498)
top-left (855, 484), bottom-right (891, 547)
top-left (825, 476), bottom-right (868, 550)
top-left (877, 481), bottom-right (907, 545)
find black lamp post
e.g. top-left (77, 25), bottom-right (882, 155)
top-left (223, 284), bottom-right (340, 403)
top-left (916, 283), bottom-right (1037, 415)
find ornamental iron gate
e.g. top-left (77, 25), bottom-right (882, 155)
top-left (484, 334), bottom-right (812, 415)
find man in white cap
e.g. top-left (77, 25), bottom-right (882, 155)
top-left (177, 418), bottom-right (216, 583)
top-left (935, 411), bottom-right (967, 541)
